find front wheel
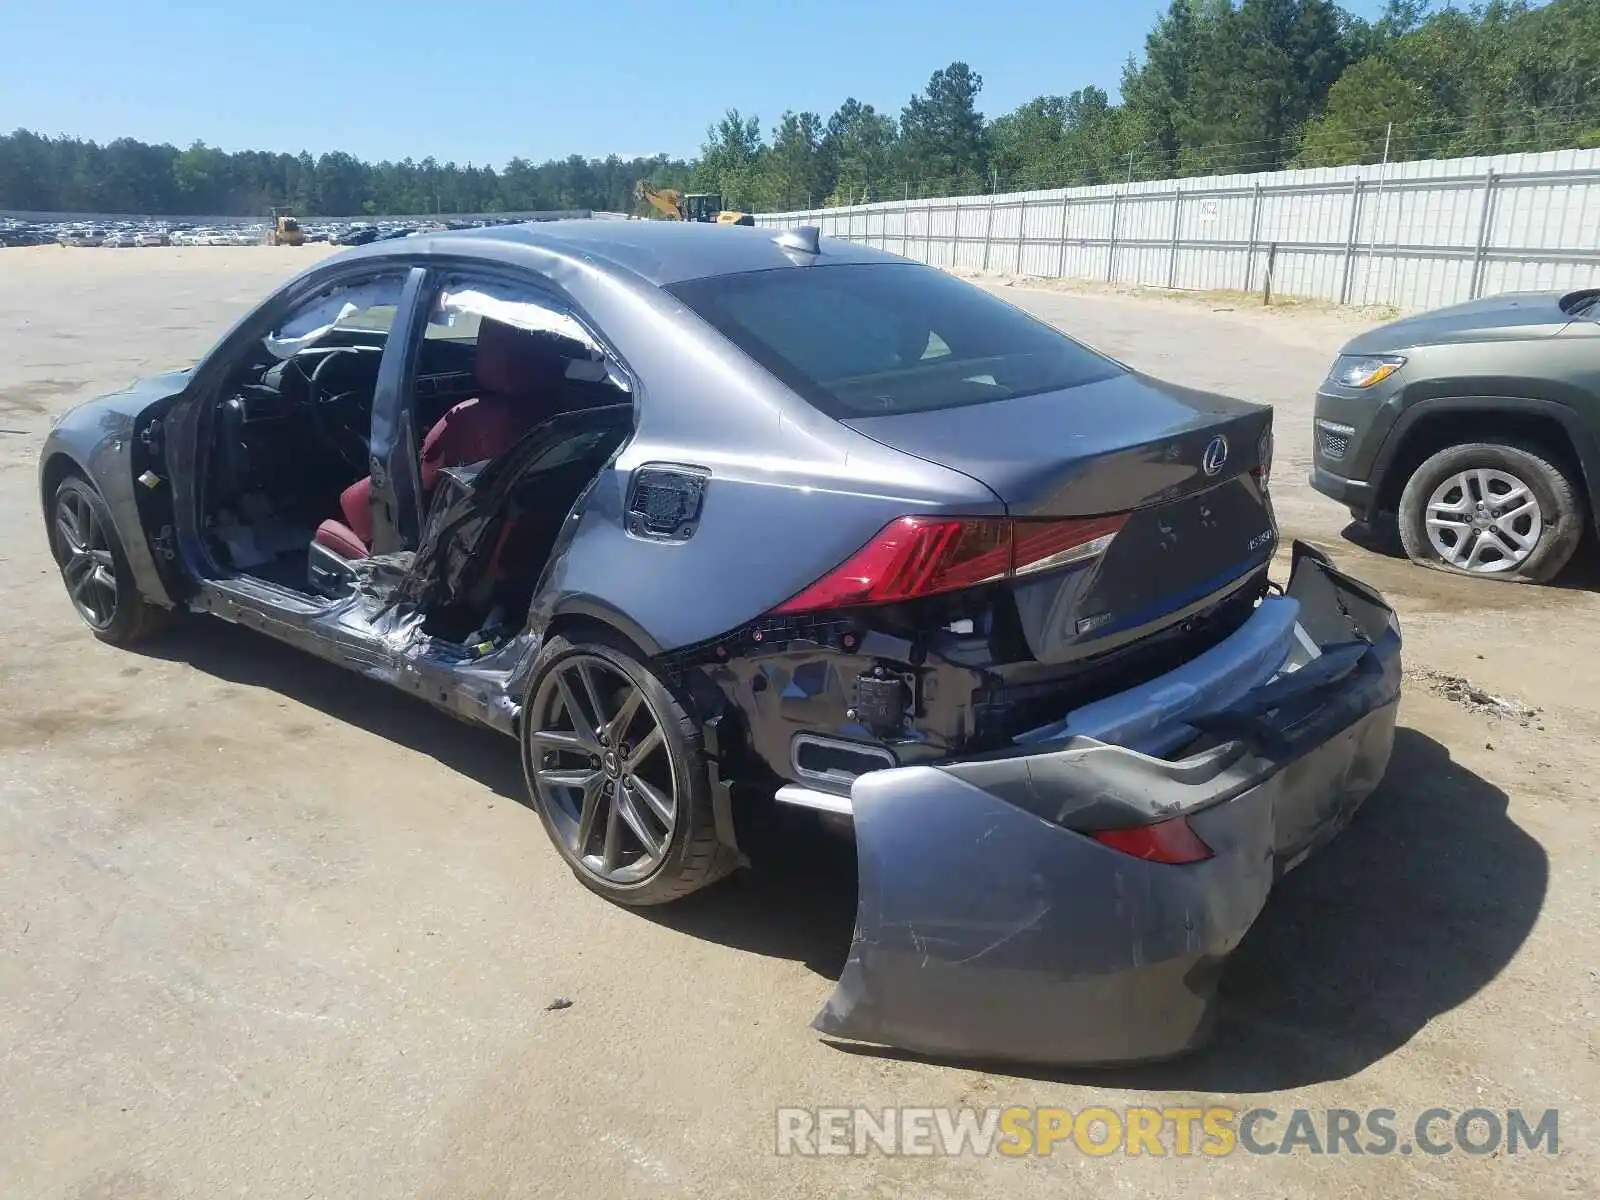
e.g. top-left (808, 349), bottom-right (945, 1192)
top-left (48, 475), bottom-right (172, 645)
top-left (520, 631), bottom-right (731, 906)
top-left (1397, 441), bottom-right (1586, 583)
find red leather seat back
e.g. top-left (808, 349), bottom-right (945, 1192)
top-left (328, 316), bottom-right (583, 556)
top-left (418, 317), bottom-right (576, 491)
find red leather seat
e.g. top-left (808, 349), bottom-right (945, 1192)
top-left (314, 316), bottom-right (573, 560)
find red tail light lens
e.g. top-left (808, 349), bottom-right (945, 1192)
top-left (1253, 426), bottom-right (1274, 488)
top-left (771, 514), bottom-right (1128, 615)
top-left (1091, 817), bottom-right (1214, 864)
top-left (1012, 515), bottom-right (1128, 578)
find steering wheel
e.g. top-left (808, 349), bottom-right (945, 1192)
top-left (305, 347), bottom-right (376, 472)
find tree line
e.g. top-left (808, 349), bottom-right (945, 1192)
top-left (2, 0), bottom-right (1597, 218)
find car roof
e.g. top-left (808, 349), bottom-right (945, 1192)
top-left (363, 218), bottom-right (905, 287)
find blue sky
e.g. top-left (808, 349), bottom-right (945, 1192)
top-left (1, 0), bottom-right (1392, 165)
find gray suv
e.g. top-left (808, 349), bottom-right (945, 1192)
top-left (1311, 288), bottom-right (1600, 582)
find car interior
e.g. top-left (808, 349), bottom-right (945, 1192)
top-left (199, 278), bottom-right (632, 645)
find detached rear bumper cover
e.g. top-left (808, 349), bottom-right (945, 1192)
top-left (815, 541), bottom-right (1401, 1066)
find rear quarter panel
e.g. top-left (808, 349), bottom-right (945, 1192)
top-left (530, 270), bottom-right (1001, 653)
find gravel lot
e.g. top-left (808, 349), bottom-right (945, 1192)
top-left (1, 246), bottom-right (1596, 1199)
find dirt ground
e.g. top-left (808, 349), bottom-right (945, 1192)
top-left (1, 246), bottom-right (1596, 1199)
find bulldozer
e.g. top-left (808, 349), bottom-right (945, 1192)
top-left (264, 208), bottom-right (305, 247)
top-left (633, 181), bottom-right (754, 226)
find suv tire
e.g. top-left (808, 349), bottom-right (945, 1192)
top-left (1397, 441), bottom-right (1586, 583)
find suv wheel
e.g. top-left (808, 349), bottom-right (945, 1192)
top-left (1397, 441), bottom-right (1586, 583)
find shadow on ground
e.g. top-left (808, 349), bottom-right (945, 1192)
top-left (641, 808), bottom-right (860, 979)
top-left (824, 727), bottom-right (1547, 1090)
top-left (136, 621), bottom-right (1545, 1088)
top-left (134, 616), bottom-right (528, 802)
top-left (1340, 517), bottom-right (1600, 592)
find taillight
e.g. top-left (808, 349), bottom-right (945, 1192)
top-left (771, 514), bottom-right (1128, 615)
top-left (1253, 426), bottom-right (1274, 488)
top-left (1091, 816), bottom-right (1214, 864)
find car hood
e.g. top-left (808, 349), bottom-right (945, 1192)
top-left (1342, 291), bottom-right (1575, 354)
top-left (52, 367), bottom-right (192, 430)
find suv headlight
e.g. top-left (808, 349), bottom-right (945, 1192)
top-left (1327, 354), bottom-right (1405, 389)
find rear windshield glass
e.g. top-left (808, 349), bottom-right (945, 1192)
top-left (668, 262), bottom-right (1121, 417)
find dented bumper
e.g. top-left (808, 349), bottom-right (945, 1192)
top-left (814, 542), bottom-right (1401, 1066)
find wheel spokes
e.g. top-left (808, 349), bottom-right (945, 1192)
top-left (1424, 468), bottom-right (1542, 572)
top-left (1493, 507), bottom-right (1540, 549)
top-left (614, 787), bottom-right (664, 859)
top-left (528, 728), bottom-right (588, 753)
top-left (66, 558), bottom-right (95, 600)
top-left (553, 671), bottom-right (601, 750)
top-left (606, 687), bottom-right (643, 744)
top-left (529, 653), bottom-right (679, 884)
top-left (575, 662), bottom-right (609, 735)
top-left (630, 774), bottom-right (674, 826)
top-left (626, 725), bottom-right (663, 769)
top-left (539, 766), bottom-right (600, 790)
top-left (55, 513), bottom-right (84, 558)
top-left (601, 788), bottom-right (624, 872)
top-left (573, 775), bottom-right (606, 854)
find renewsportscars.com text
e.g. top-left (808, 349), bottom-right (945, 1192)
top-left (774, 1106), bottom-right (1560, 1158)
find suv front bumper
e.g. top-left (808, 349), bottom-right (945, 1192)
top-left (1310, 464), bottom-right (1378, 522)
top-left (815, 542), bottom-right (1401, 1066)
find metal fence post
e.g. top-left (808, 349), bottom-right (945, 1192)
top-left (1468, 169), bottom-right (1499, 300)
top-left (951, 199), bottom-right (962, 268)
top-left (1056, 195), bottom-right (1070, 278)
top-left (1167, 188), bottom-right (1183, 288)
top-left (1338, 177), bottom-right (1365, 306)
top-left (1015, 199), bottom-right (1029, 274)
top-left (981, 198), bottom-right (996, 270)
top-left (1107, 193), bottom-right (1121, 282)
top-left (1243, 182), bottom-right (1263, 292)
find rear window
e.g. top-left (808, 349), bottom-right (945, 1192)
top-left (668, 262), bottom-right (1121, 417)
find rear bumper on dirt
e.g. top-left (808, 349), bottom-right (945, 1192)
top-left (815, 541), bottom-right (1401, 1066)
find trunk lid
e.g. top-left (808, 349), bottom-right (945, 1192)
top-left (843, 372), bottom-right (1277, 662)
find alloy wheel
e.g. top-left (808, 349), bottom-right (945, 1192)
top-left (1423, 468), bottom-right (1544, 574)
top-left (52, 489), bottom-right (119, 629)
top-left (527, 654), bottom-right (678, 885)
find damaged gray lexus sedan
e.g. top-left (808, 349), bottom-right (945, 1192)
top-left (40, 220), bottom-right (1401, 1066)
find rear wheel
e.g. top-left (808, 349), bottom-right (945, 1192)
top-left (1397, 441), bottom-right (1585, 583)
top-left (48, 475), bottom-right (171, 646)
top-left (520, 631), bottom-right (730, 906)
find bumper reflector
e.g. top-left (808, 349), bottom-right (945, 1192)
top-left (1091, 816), bottom-right (1214, 864)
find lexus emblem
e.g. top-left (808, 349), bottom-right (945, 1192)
top-left (1202, 435), bottom-right (1230, 476)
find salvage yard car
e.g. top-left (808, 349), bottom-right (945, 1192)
top-left (40, 220), bottom-right (1402, 1066)
top-left (1312, 288), bottom-right (1600, 582)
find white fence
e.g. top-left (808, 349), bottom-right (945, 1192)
top-left (756, 148), bottom-right (1600, 311)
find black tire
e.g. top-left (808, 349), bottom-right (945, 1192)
top-left (519, 629), bottom-right (731, 906)
top-left (1397, 440), bottom-right (1586, 583)
top-left (48, 475), bottom-right (172, 646)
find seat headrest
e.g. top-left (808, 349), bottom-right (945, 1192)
top-left (474, 316), bottom-right (589, 398)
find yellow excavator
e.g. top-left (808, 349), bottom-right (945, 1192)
top-left (633, 181), bottom-right (754, 226)
top-left (264, 208), bottom-right (305, 246)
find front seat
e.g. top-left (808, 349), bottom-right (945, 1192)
top-left (313, 316), bottom-right (573, 561)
